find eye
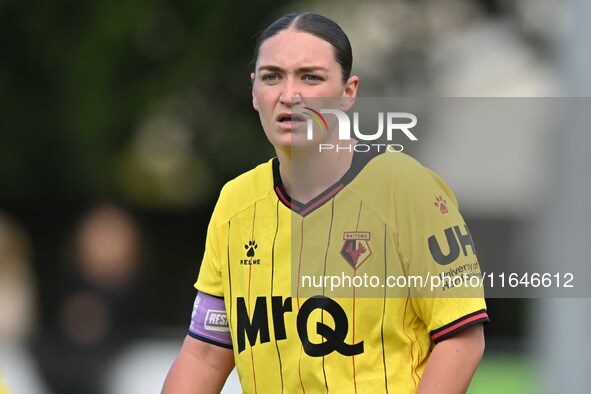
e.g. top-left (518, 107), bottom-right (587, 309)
top-left (303, 74), bottom-right (323, 82)
top-left (261, 74), bottom-right (279, 82)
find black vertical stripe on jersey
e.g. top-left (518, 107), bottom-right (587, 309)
top-left (272, 147), bottom-right (384, 216)
top-left (320, 198), bottom-right (335, 393)
top-left (350, 201), bottom-right (363, 394)
top-left (248, 203), bottom-right (259, 394)
top-left (270, 199), bottom-right (285, 393)
top-left (296, 219), bottom-right (307, 394)
top-left (227, 221), bottom-right (233, 334)
top-left (381, 224), bottom-right (389, 393)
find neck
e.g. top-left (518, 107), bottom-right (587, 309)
top-left (276, 142), bottom-right (355, 204)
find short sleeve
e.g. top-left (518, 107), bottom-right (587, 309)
top-left (393, 162), bottom-right (489, 342)
top-left (195, 196), bottom-right (226, 298)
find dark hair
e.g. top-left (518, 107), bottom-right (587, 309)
top-left (252, 12), bottom-right (353, 84)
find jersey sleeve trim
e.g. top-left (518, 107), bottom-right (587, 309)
top-left (188, 331), bottom-right (233, 349)
top-left (430, 309), bottom-right (489, 343)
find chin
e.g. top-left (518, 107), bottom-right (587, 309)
top-left (264, 129), bottom-right (289, 146)
top-left (265, 126), bottom-right (324, 155)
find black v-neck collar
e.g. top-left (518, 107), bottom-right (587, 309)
top-left (273, 148), bottom-right (383, 217)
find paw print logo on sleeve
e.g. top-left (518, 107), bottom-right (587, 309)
top-left (434, 196), bottom-right (448, 215)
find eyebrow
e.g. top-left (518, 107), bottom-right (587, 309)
top-left (257, 65), bottom-right (329, 73)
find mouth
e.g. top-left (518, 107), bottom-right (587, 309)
top-left (276, 113), bottom-right (307, 129)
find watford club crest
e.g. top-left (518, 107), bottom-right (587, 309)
top-left (340, 232), bottom-right (372, 269)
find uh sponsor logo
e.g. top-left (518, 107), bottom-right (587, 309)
top-left (303, 106), bottom-right (418, 152)
top-left (428, 223), bottom-right (476, 265)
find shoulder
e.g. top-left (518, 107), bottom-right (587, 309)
top-left (351, 150), bottom-right (459, 210)
top-left (212, 159), bottom-right (275, 225)
top-left (358, 150), bottom-right (448, 191)
top-left (391, 151), bottom-right (458, 206)
top-left (367, 150), bottom-right (430, 178)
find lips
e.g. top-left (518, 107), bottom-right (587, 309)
top-left (276, 113), bottom-right (307, 123)
top-left (275, 112), bottom-right (307, 130)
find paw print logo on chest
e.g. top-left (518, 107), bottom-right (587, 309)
top-left (434, 196), bottom-right (448, 215)
top-left (244, 240), bottom-right (258, 257)
top-left (240, 240), bottom-right (261, 265)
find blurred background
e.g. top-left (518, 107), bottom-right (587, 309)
top-left (1, 0), bottom-right (589, 393)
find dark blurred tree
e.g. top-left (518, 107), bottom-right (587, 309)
top-left (0, 0), bottom-right (306, 330)
top-left (0, 0), bottom-right (304, 207)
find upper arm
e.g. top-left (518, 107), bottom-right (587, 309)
top-left (181, 334), bottom-right (235, 373)
top-left (162, 335), bottom-right (234, 394)
top-left (417, 324), bottom-right (485, 394)
top-left (436, 323), bottom-right (485, 351)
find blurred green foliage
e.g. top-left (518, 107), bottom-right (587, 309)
top-left (0, 0), bottom-right (301, 207)
top-left (469, 353), bottom-right (538, 394)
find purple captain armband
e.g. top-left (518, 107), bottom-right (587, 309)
top-left (188, 291), bottom-right (232, 349)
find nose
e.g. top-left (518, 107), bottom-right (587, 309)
top-left (279, 77), bottom-right (302, 107)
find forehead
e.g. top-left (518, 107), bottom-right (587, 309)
top-left (256, 29), bottom-right (338, 70)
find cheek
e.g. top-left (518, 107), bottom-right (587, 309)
top-left (253, 91), bottom-right (274, 116)
top-left (255, 98), bottom-right (274, 131)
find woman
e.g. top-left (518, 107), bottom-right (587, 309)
top-left (163, 12), bottom-right (487, 394)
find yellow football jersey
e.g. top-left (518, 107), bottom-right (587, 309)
top-left (196, 150), bottom-right (488, 393)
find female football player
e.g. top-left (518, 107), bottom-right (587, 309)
top-left (163, 12), bottom-right (487, 394)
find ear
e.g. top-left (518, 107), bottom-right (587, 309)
top-left (251, 73), bottom-right (259, 111)
top-left (341, 75), bottom-right (359, 111)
